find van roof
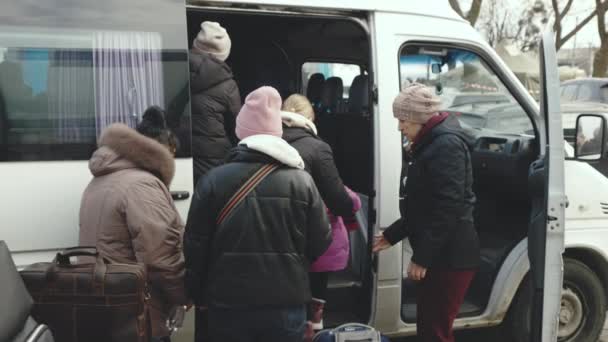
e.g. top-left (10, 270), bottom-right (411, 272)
top-left (213, 0), bottom-right (464, 21)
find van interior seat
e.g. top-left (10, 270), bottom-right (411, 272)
top-left (466, 230), bottom-right (520, 305)
top-left (320, 76), bottom-right (344, 114)
top-left (348, 74), bottom-right (369, 114)
top-left (315, 74), bottom-right (372, 194)
top-left (332, 74), bottom-right (372, 194)
top-left (316, 76), bottom-right (343, 157)
top-left (306, 73), bottom-right (325, 114)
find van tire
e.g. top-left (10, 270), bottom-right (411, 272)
top-left (506, 258), bottom-right (606, 342)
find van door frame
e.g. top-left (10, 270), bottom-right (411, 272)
top-left (186, 3), bottom-right (379, 324)
top-left (370, 11), bottom-right (561, 337)
top-left (531, 31), bottom-right (566, 342)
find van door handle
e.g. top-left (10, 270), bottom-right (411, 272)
top-left (371, 253), bottom-right (379, 273)
top-left (171, 191), bottom-right (190, 201)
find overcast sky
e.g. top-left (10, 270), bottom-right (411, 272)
top-left (460, 0), bottom-right (600, 49)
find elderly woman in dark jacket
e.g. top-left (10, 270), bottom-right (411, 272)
top-left (373, 83), bottom-right (479, 342)
top-left (189, 21), bottom-right (241, 184)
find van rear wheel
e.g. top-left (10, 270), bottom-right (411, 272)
top-left (507, 258), bottom-right (606, 342)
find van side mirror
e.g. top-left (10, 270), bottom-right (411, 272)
top-left (575, 114), bottom-right (606, 161)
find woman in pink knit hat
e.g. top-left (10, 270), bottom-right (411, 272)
top-left (184, 86), bottom-right (332, 342)
top-left (373, 83), bottom-right (480, 342)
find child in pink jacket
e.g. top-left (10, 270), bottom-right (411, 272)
top-left (308, 186), bottom-right (362, 330)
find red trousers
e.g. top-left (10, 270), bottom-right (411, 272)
top-left (416, 268), bottom-right (476, 342)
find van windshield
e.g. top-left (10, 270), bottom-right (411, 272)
top-left (399, 46), bottom-right (534, 135)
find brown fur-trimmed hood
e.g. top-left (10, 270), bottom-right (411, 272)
top-left (89, 123), bottom-right (175, 186)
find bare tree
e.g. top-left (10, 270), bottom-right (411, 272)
top-left (594, 0), bottom-right (608, 76)
top-left (476, 0), bottom-right (547, 51)
top-left (552, 0), bottom-right (598, 50)
top-left (449, 0), bottom-right (483, 26)
top-left (478, 0), bottom-right (518, 48)
top-left (515, 0), bottom-right (549, 52)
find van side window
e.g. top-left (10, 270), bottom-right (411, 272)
top-left (399, 45), bottom-right (533, 135)
top-left (302, 62), bottom-right (362, 113)
top-left (0, 0), bottom-right (191, 162)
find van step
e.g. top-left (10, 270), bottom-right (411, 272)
top-left (328, 270), bottom-right (362, 289)
top-left (401, 300), bottom-right (483, 323)
top-left (324, 311), bottom-right (364, 328)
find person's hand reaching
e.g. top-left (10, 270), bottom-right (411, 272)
top-left (372, 234), bottom-right (392, 253)
top-left (407, 261), bottom-right (427, 281)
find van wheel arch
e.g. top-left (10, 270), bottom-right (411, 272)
top-left (563, 247), bottom-right (608, 306)
top-left (505, 257), bottom-right (607, 342)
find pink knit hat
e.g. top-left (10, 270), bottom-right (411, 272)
top-left (236, 86), bottom-right (283, 140)
top-left (393, 83), bottom-right (441, 124)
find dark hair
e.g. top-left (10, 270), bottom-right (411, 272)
top-left (137, 106), bottom-right (166, 137)
top-left (137, 106), bottom-right (179, 153)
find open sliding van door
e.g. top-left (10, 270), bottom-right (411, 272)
top-left (528, 31), bottom-right (566, 342)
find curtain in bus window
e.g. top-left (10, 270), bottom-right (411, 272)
top-left (93, 31), bottom-right (165, 136)
top-left (48, 49), bottom-right (95, 143)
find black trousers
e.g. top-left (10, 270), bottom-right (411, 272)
top-left (309, 272), bottom-right (329, 300)
top-left (195, 307), bottom-right (210, 342)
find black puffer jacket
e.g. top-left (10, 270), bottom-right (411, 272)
top-left (183, 145), bottom-right (331, 308)
top-left (189, 52), bottom-right (241, 183)
top-left (282, 126), bottom-right (353, 216)
top-left (383, 115), bottom-right (480, 270)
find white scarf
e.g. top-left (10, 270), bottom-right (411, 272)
top-left (281, 111), bottom-right (318, 135)
top-left (239, 134), bottom-right (305, 169)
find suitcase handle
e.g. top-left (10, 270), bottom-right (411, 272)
top-left (49, 247), bottom-right (107, 294)
top-left (54, 246), bottom-right (99, 265)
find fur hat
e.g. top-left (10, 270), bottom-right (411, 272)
top-left (236, 86), bottom-right (283, 140)
top-left (192, 21), bottom-right (231, 62)
top-left (392, 83), bottom-right (441, 124)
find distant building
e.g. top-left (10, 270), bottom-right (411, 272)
top-left (557, 47), bottom-right (596, 77)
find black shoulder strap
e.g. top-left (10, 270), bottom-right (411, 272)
top-left (216, 164), bottom-right (278, 225)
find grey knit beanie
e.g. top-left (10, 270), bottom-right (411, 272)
top-left (392, 83), bottom-right (441, 124)
top-left (192, 21), bottom-right (231, 62)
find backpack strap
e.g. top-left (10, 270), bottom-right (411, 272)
top-left (216, 164), bottom-right (279, 225)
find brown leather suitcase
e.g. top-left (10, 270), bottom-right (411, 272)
top-left (19, 247), bottom-right (150, 342)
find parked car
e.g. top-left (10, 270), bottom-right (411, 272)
top-left (561, 78), bottom-right (608, 103)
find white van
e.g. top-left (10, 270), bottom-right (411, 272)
top-left (2, 0), bottom-right (598, 341)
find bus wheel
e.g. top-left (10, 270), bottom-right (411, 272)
top-left (507, 258), bottom-right (606, 342)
